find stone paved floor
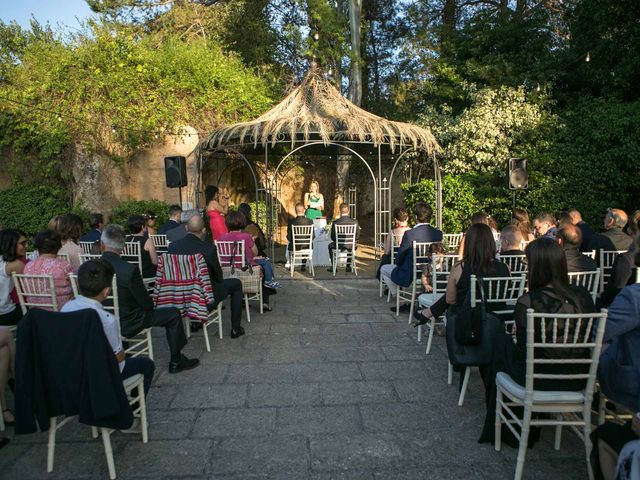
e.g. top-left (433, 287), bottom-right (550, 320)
top-left (1, 274), bottom-right (588, 479)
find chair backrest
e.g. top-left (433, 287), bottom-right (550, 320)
top-left (69, 273), bottom-right (120, 322)
top-left (153, 254), bottom-right (213, 322)
top-left (214, 240), bottom-right (247, 268)
top-left (583, 249), bottom-right (596, 260)
top-left (443, 233), bottom-right (463, 252)
top-left (79, 253), bottom-right (103, 264)
top-left (12, 273), bottom-right (59, 313)
top-left (430, 254), bottom-right (458, 296)
top-left (122, 241), bottom-right (143, 273)
top-left (26, 251), bottom-right (70, 262)
top-left (470, 274), bottom-right (526, 318)
top-left (412, 242), bottom-right (437, 281)
top-left (79, 242), bottom-right (96, 254)
top-left (497, 254), bottom-right (528, 275)
top-left (335, 224), bottom-right (357, 250)
top-left (523, 308), bottom-right (607, 401)
top-left (389, 231), bottom-right (402, 263)
top-left (568, 269), bottom-right (601, 302)
top-left (150, 234), bottom-right (169, 252)
top-left (599, 250), bottom-right (626, 291)
top-left (292, 225), bottom-right (314, 252)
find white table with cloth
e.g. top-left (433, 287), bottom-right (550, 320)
top-left (312, 218), bottom-right (331, 266)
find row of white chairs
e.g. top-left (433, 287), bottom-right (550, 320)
top-left (287, 224), bottom-right (359, 278)
top-left (79, 234), bottom-right (170, 255)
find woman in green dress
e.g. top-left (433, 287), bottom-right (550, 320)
top-left (304, 180), bottom-right (324, 220)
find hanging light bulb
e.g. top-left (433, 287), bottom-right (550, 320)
top-left (111, 125), bottom-right (117, 133)
top-left (313, 32), bottom-right (320, 41)
top-left (536, 84), bottom-right (541, 92)
top-left (57, 116), bottom-right (62, 122)
top-left (585, 52), bottom-right (591, 62)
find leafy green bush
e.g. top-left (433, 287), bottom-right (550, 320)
top-left (109, 200), bottom-right (170, 233)
top-left (402, 176), bottom-right (481, 233)
top-left (0, 185), bottom-right (88, 236)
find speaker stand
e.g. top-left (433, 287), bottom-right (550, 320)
top-left (179, 186), bottom-right (183, 209)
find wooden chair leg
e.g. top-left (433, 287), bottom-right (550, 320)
top-left (514, 407), bottom-right (532, 480)
top-left (100, 428), bottom-right (117, 480)
top-left (494, 388), bottom-right (503, 451)
top-left (244, 295), bottom-right (251, 323)
top-left (458, 367), bottom-right (471, 406)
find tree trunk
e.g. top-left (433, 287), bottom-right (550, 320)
top-left (334, 0), bottom-right (363, 219)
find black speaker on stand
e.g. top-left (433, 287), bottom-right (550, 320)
top-left (164, 156), bottom-right (187, 206)
top-left (508, 158), bottom-right (528, 209)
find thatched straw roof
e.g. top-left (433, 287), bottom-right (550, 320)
top-left (202, 69), bottom-right (440, 154)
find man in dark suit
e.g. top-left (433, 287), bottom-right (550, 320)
top-left (558, 224), bottom-right (598, 272)
top-left (328, 203), bottom-right (360, 272)
top-left (590, 208), bottom-right (633, 254)
top-left (499, 225), bottom-right (525, 256)
top-left (168, 215), bottom-right (246, 338)
top-left (157, 205), bottom-right (183, 235)
top-left (100, 224), bottom-right (199, 374)
top-left (380, 203), bottom-right (443, 311)
top-left (286, 203), bottom-right (314, 270)
top-left (80, 213), bottom-right (104, 243)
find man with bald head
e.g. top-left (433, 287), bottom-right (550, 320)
top-left (568, 209), bottom-right (595, 253)
top-left (168, 214), bottom-right (245, 338)
top-left (558, 224), bottom-right (598, 273)
top-left (590, 208), bottom-right (633, 253)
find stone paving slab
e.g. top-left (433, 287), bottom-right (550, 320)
top-left (3, 277), bottom-right (590, 479)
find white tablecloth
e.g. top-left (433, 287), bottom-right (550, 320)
top-left (313, 233), bottom-right (331, 266)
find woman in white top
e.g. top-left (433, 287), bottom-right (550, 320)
top-left (0, 229), bottom-right (27, 326)
top-left (56, 214), bottom-right (83, 272)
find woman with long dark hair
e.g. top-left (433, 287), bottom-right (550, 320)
top-left (511, 208), bottom-right (535, 243)
top-left (478, 237), bottom-right (596, 445)
top-left (414, 223), bottom-right (510, 324)
top-left (56, 213), bottom-right (84, 272)
top-left (0, 229), bottom-right (27, 326)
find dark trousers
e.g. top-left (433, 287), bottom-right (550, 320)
top-left (213, 278), bottom-right (243, 330)
top-left (121, 356), bottom-right (155, 395)
top-left (328, 243), bottom-right (354, 268)
top-left (142, 307), bottom-right (186, 361)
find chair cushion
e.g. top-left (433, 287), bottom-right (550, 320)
top-left (495, 372), bottom-right (585, 404)
top-left (418, 293), bottom-right (435, 307)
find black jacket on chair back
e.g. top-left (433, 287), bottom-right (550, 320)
top-left (15, 309), bottom-right (133, 434)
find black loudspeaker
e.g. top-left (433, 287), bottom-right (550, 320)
top-left (509, 158), bottom-right (528, 190)
top-left (164, 156), bottom-right (187, 188)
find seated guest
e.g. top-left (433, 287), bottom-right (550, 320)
top-left (499, 225), bottom-right (525, 256)
top-left (0, 229), bottom-right (27, 326)
top-left (413, 223), bottom-right (510, 325)
top-left (168, 215), bottom-right (247, 336)
top-left (125, 215), bottom-right (158, 279)
top-left (569, 209), bottom-right (595, 252)
top-left (328, 203), bottom-right (361, 273)
top-left (62, 259), bottom-right (155, 394)
top-left (591, 208), bottom-right (633, 253)
top-left (591, 416), bottom-right (640, 480)
top-left (478, 238), bottom-right (596, 445)
top-left (166, 216), bottom-right (189, 243)
top-left (220, 212), bottom-right (279, 295)
top-left (380, 202), bottom-right (443, 312)
top-left (511, 209), bottom-right (535, 243)
top-left (557, 224), bottom-right (598, 273)
top-left (158, 205), bottom-right (183, 235)
top-left (24, 230), bottom-right (74, 309)
top-left (238, 203), bottom-right (267, 257)
top-left (533, 212), bottom-right (558, 239)
top-left (555, 210), bottom-right (573, 229)
top-left (0, 328), bottom-right (16, 427)
top-left (101, 224), bottom-right (199, 373)
top-left (56, 213), bottom-right (84, 272)
top-left (377, 207), bottom-right (411, 280)
top-left (79, 213), bottom-right (104, 244)
top-left (600, 213), bottom-right (640, 307)
top-left (597, 245), bottom-right (640, 411)
top-left (245, 224), bottom-right (280, 289)
top-left (286, 203), bottom-right (314, 270)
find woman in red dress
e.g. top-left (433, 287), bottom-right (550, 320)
top-left (205, 185), bottom-right (230, 241)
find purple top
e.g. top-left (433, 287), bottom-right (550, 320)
top-left (219, 231), bottom-right (256, 266)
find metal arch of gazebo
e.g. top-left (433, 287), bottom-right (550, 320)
top-left (196, 134), bottom-right (443, 262)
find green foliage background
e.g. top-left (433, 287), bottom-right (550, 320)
top-left (108, 200), bottom-right (170, 233)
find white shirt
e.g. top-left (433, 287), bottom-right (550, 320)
top-left (61, 296), bottom-right (125, 372)
top-left (0, 259), bottom-right (17, 315)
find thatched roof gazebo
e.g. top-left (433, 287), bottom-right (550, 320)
top-left (197, 68), bottom-right (442, 259)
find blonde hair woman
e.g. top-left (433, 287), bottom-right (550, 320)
top-left (304, 180), bottom-right (324, 220)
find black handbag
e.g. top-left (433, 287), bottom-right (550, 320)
top-left (445, 279), bottom-right (503, 367)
